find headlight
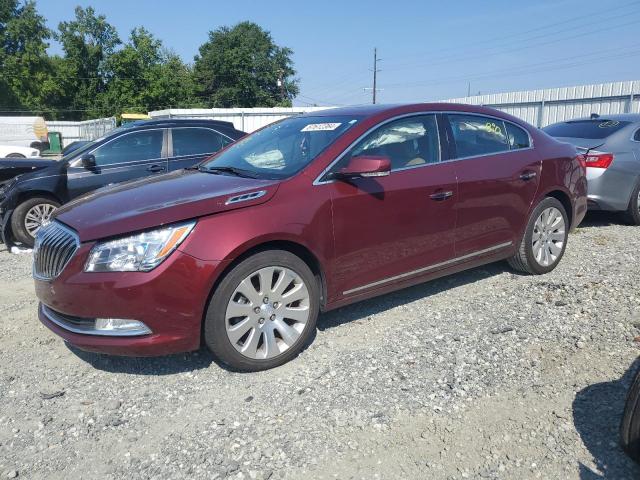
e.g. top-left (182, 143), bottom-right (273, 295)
top-left (84, 221), bottom-right (196, 272)
top-left (0, 177), bottom-right (19, 195)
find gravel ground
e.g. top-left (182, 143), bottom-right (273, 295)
top-left (1, 212), bottom-right (640, 480)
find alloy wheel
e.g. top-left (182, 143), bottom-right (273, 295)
top-left (532, 206), bottom-right (566, 267)
top-left (225, 266), bottom-right (311, 360)
top-left (24, 203), bottom-right (56, 237)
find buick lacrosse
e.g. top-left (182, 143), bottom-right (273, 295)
top-left (33, 104), bottom-right (587, 371)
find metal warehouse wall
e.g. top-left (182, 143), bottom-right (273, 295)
top-left (46, 117), bottom-right (116, 143)
top-left (442, 80), bottom-right (640, 127)
top-left (148, 107), bottom-right (335, 133)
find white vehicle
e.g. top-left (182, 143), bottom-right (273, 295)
top-left (0, 116), bottom-right (48, 150)
top-left (0, 144), bottom-right (40, 158)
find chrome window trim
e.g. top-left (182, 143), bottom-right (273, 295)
top-left (67, 159), bottom-right (167, 178)
top-left (342, 241), bottom-right (513, 295)
top-left (170, 126), bottom-right (235, 143)
top-left (313, 111), bottom-right (534, 186)
top-left (68, 128), bottom-right (167, 168)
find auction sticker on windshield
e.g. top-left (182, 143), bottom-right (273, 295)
top-left (301, 123), bottom-right (342, 132)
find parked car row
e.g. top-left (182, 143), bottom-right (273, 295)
top-left (542, 113), bottom-right (640, 225)
top-left (4, 105), bottom-right (639, 464)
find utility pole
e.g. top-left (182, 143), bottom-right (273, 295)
top-left (372, 48), bottom-right (378, 104)
top-left (467, 81), bottom-right (471, 98)
top-left (363, 48), bottom-right (382, 103)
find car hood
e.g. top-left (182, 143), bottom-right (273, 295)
top-left (55, 169), bottom-right (280, 242)
top-left (0, 158), bottom-right (58, 182)
top-left (552, 137), bottom-right (606, 151)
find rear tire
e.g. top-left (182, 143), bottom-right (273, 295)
top-left (621, 366), bottom-right (640, 463)
top-left (508, 197), bottom-right (569, 275)
top-left (203, 250), bottom-right (319, 371)
top-left (6, 153), bottom-right (25, 158)
top-left (10, 197), bottom-right (60, 247)
top-left (623, 180), bottom-right (640, 226)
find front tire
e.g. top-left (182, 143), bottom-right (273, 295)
top-left (204, 250), bottom-right (319, 372)
top-left (624, 180), bottom-right (640, 226)
top-left (621, 366), bottom-right (640, 463)
top-left (6, 153), bottom-right (26, 158)
top-left (508, 197), bottom-right (569, 275)
top-left (10, 197), bottom-right (60, 247)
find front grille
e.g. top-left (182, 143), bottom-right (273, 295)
top-left (33, 221), bottom-right (79, 280)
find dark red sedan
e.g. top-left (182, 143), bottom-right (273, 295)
top-left (33, 104), bottom-right (587, 371)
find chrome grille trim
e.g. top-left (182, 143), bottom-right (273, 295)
top-left (33, 221), bottom-right (80, 280)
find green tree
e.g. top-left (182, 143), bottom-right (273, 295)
top-left (0, 0), bottom-right (59, 114)
top-left (56, 6), bottom-right (120, 118)
top-left (193, 21), bottom-right (298, 108)
top-left (99, 27), bottom-right (200, 116)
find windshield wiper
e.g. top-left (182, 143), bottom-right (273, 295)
top-left (197, 165), bottom-right (259, 178)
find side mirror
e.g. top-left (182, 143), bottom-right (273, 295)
top-left (336, 155), bottom-right (391, 180)
top-left (81, 154), bottom-right (96, 169)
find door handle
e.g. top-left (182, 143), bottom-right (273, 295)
top-left (147, 164), bottom-right (166, 173)
top-left (519, 171), bottom-right (537, 181)
top-left (429, 190), bottom-right (454, 201)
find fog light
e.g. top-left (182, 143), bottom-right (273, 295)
top-left (94, 318), bottom-right (152, 336)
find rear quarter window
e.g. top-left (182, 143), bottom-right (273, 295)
top-left (505, 123), bottom-right (531, 149)
top-left (543, 120), bottom-right (631, 139)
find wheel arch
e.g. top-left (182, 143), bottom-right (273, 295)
top-left (207, 239), bottom-right (328, 313)
top-left (543, 189), bottom-right (573, 228)
top-left (15, 190), bottom-right (62, 206)
top-left (198, 239), bottom-right (328, 348)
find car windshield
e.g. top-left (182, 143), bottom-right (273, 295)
top-left (543, 120), bottom-right (631, 139)
top-left (200, 115), bottom-right (361, 179)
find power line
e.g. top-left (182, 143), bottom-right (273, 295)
top-left (295, 2), bottom-right (640, 105)
top-left (384, 0), bottom-right (640, 69)
top-left (383, 13), bottom-right (640, 72)
top-left (382, 46), bottom-right (640, 91)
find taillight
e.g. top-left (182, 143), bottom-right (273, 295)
top-left (583, 151), bottom-right (614, 169)
top-left (576, 153), bottom-right (587, 168)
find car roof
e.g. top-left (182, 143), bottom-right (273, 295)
top-left (297, 103), bottom-right (527, 125)
top-left (125, 118), bottom-right (240, 131)
top-left (550, 113), bottom-right (640, 124)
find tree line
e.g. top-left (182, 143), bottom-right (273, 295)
top-left (0, 1), bottom-right (299, 120)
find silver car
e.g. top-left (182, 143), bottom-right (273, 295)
top-left (543, 114), bottom-right (640, 225)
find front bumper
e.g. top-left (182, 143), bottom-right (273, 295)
top-left (35, 244), bottom-right (224, 356)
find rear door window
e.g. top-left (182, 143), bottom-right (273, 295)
top-left (447, 114), bottom-right (509, 158)
top-left (543, 120), bottom-right (631, 139)
top-left (634, 128), bottom-right (640, 142)
top-left (172, 128), bottom-right (229, 156)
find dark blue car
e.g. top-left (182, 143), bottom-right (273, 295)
top-left (0, 118), bottom-right (245, 247)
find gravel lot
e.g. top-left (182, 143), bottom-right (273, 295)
top-left (1, 212), bottom-right (640, 480)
